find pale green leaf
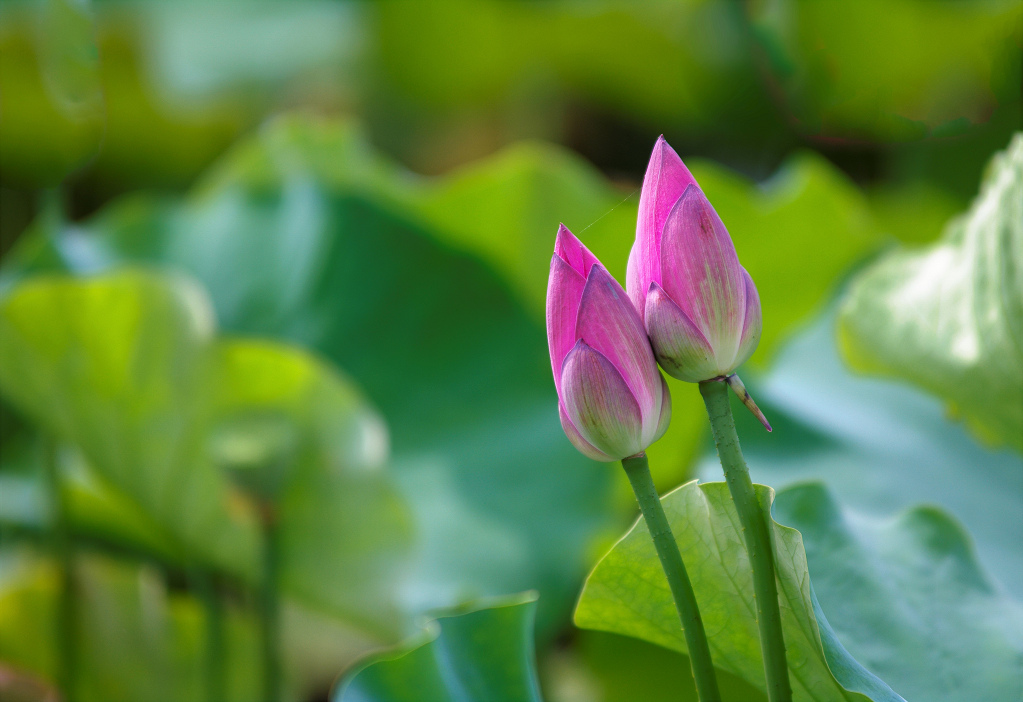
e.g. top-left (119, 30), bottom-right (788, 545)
top-left (838, 133), bottom-right (1023, 450)
top-left (575, 480), bottom-right (900, 702)
top-left (0, 270), bottom-right (413, 642)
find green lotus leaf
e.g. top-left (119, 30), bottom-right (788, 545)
top-left (773, 483), bottom-right (1023, 702)
top-left (333, 593), bottom-right (542, 702)
top-left (0, 270), bottom-right (413, 643)
top-left (575, 480), bottom-right (901, 701)
top-left (839, 133), bottom-right (1023, 450)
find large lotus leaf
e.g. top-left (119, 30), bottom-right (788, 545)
top-left (575, 479), bottom-right (901, 701)
top-left (333, 593), bottom-right (542, 702)
top-left (0, 271), bottom-right (257, 575)
top-left (749, 0), bottom-right (1022, 141)
top-left (772, 483), bottom-right (1023, 702)
top-left (0, 117), bottom-right (618, 636)
top-left (839, 133), bottom-right (1023, 450)
top-left (0, 270), bottom-right (413, 641)
top-left (0, 0), bottom-right (104, 186)
top-left (697, 303), bottom-right (1023, 599)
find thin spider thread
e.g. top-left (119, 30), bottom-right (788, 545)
top-left (579, 187), bottom-right (640, 233)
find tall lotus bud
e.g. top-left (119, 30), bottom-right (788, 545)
top-left (627, 137), bottom-right (769, 430)
top-left (547, 224), bottom-right (671, 461)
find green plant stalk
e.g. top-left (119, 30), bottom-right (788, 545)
top-left (42, 438), bottom-right (78, 700)
top-left (622, 454), bottom-right (721, 702)
top-left (259, 505), bottom-right (282, 702)
top-left (193, 570), bottom-right (226, 702)
top-left (699, 380), bottom-right (792, 702)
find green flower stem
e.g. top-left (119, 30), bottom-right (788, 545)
top-left (258, 503), bottom-right (282, 702)
top-left (699, 380), bottom-right (792, 702)
top-left (621, 454), bottom-right (721, 702)
top-left (42, 437), bottom-right (78, 701)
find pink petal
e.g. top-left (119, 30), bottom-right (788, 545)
top-left (576, 265), bottom-right (660, 424)
top-left (555, 224), bottom-right (601, 279)
top-left (659, 185), bottom-right (745, 370)
top-left (732, 267), bottom-right (762, 371)
top-left (645, 282), bottom-right (720, 382)
top-left (652, 373), bottom-right (672, 444)
top-left (626, 136), bottom-right (699, 318)
top-left (558, 401), bottom-right (614, 462)
top-left (546, 253), bottom-right (587, 396)
top-left (561, 340), bottom-right (644, 460)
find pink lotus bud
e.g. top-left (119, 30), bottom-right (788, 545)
top-left (547, 224), bottom-right (671, 461)
top-left (627, 136), bottom-right (762, 383)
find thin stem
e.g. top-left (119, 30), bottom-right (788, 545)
top-left (193, 570), bottom-right (226, 702)
top-left (42, 438), bottom-right (78, 701)
top-left (258, 505), bottom-right (281, 702)
top-left (699, 380), bottom-right (791, 702)
top-left (622, 454), bottom-right (721, 702)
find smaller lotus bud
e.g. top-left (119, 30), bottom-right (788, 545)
top-left (547, 225), bottom-right (671, 461)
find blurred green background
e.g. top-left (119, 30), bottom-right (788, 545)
top-left (0, 1), bottom-right (1020, 701)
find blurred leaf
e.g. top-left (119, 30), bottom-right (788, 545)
top-left (0, 435), bottom-right (199, 569)
top-left (88, 26), bottom-right (246, 191)
top-left (0, 271), bottom-right (258, 575)
top-left (140, 1), bottom-right (364, 102)
top-left (0, 549), bottom-right (262, 702)
top-left (0, 0), bottom-right (104, 186)
top-left (374, 0), bottom-right (775, 134)
top-left (575, 480), bottom-right (902, 701)
top-left (0, 116), bottom-right (619, 637)
top-left (750, 0), bottom-right (1023, 141)
top-left (698, 304), bottom-right (1023, 600)
top-left (838, 133), bottom-right (1023, 450)
top-left (774, 483), bottom-right (1023, 702)
top-left (0, 270), bottom-right (413, 642)
top-left (865, 182), bottom-right (964, 245)
top-left (690, 153), bottom-right (880, 367)
top-left (333, 593), bottom-right (543, 702)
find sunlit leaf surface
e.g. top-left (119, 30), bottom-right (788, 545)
top-left (0, 271), bottom-right (412, 641)
top-left (839, 133), bottom-right (1023, 450)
